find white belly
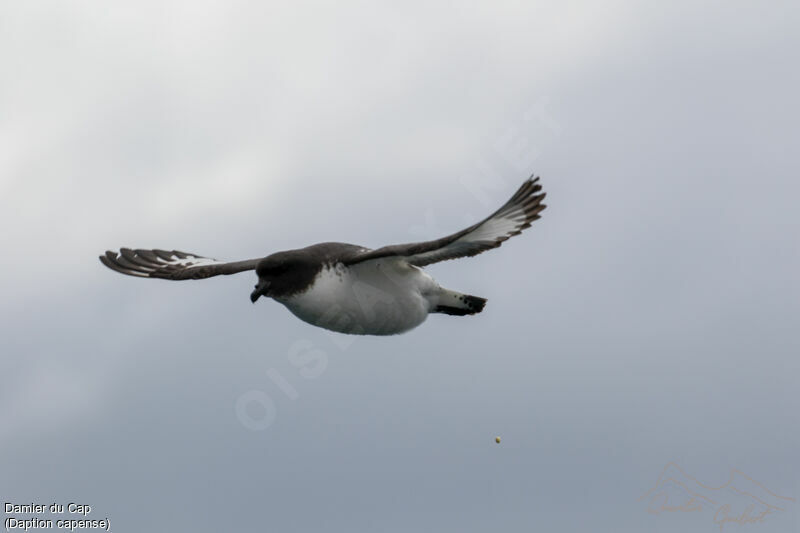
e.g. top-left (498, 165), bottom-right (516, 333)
top-left (276, 259), bottom-right (440, 335)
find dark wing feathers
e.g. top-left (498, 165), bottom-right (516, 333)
top-left (100, 176), bottom-right (546, 279)
top-left (99, 248), bottom-right (259, 280)
top-left (345, 176), bottom-right (546, 267)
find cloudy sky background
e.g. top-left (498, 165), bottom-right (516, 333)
top-left (2, 1), bottom-right (799, 531)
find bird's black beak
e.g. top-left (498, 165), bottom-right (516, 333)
top-left (250, 281), bottom-right (270, 303)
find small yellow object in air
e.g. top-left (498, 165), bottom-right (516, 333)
top-left (495, 436), bottom-right (501, 444)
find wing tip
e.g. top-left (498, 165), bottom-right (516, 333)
top-left (99, 250), bottom-right (151, 278)
top-left (99, 247), bottom-right (257, 280)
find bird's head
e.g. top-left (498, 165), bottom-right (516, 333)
top-left (250, 250), bottom-right (318, 302)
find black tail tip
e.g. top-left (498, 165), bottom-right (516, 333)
top-left (463, 295), bottom-right (487, 313)
top-left (434, 295), bottom-right (487, 316)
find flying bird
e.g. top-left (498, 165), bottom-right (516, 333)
top-left (100, 176), bottom-right (546, 335)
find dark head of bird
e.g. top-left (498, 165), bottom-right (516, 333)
top-left (250, 249), bottom-right (321, 302)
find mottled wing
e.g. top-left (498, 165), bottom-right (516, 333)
top-left (345, 176), bottom-right (546, 267)
top-left (99, 248), bottom-right (259, 280)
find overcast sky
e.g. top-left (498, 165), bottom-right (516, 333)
top-left (1, 2), bottom-right (799, 532)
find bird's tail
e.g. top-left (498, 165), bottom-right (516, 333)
top-left (432, 288), bottom-right (487, 316)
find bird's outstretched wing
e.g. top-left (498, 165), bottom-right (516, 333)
top-left (99, 248), bottom-right (259, 280)
top-left (345, 176), bottom-right (546, 267)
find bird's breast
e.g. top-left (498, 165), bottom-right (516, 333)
top-left (276, 260), bottom-right (438, 335)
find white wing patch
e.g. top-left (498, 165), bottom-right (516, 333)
top-left (456, 212), bottom-right (526, 243)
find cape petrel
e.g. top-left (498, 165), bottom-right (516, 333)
top-left (100, 177), bottom-right (546, 335)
